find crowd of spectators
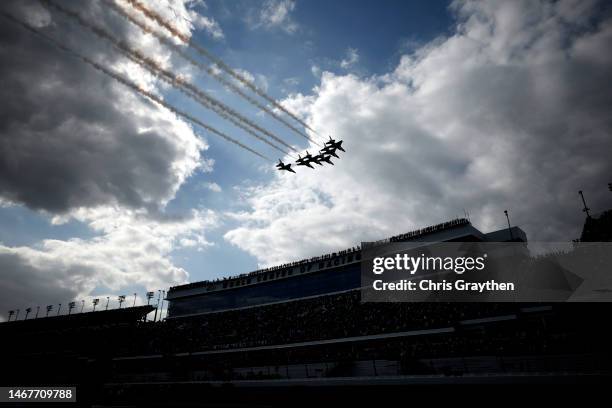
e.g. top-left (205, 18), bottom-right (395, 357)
top-left (5, 290), bottom-right (611, 384)
top-left (169, 247), bottom-right (362, 293)
top-left (110, 301), bottom-right (611, 382)
top-left (130, 290), bottom-right (522, 355)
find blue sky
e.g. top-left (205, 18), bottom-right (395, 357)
top-left (0, 0), bottom-right (455, 286)
top-left (134, 0), bottom-right (455, 282)
top-left (164, 0), bottom-right (455, 281)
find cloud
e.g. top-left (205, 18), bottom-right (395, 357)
top-left (340, 47), bottom-right (359, 69)
top-left (233, 69), bottom-right (269, 92)
top-left (311, 64), bottom-right (321, 78)
top-left (0, 206), bottom-right (216, 320)
top-left (188, 10), bottom-right (224, 39)
top-left (0, 0), bottom-right (206, 214)
top-left (0, 1), bottom-right (220, 319)
top-left (127, 0), bottom-right (224, 41)
top-left (202, 181), bottom-right (222, 192)
top-left (225, 0), bottom-right (612, 266)
top-left (252, 0), bottom-right (298, 34)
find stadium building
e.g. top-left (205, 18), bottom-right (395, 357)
top-left (2, 214), bottom-right (611, 406)
top-left (167, 218), bottom-right (527, 317)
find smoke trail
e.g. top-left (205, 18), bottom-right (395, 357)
top-left (102, 0), bottom-right (315, 146)
top-left (123, 0), bottom-right (322, 143)
top-left (46, 0), bottom-right (290, 156)
top-left (99, 0), bottom-right (312, 147)
top-left (0, 11), bottom-right (271, 162)
top-left (43, 0), bottom-right (295, 156)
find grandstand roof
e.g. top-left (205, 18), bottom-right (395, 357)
top-left (0, 305), bottom-right (154, 332)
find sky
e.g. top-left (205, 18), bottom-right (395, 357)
top-left (1, 0), bottom-right (611, 320)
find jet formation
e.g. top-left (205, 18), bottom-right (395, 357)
top-left (277, 137), bottom-right (345, 174)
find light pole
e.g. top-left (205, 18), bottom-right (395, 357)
top-left (25, 308), bottom-right (32, 320)
top-left (133, 293), bottom-right (137, 307)
top-left (159, 290), bottom-right (166, 321)
top-left (153, 290), bottom-right (162, 322)
top-left (8, 310), bottom-right (14, 322)
top-left (92, 298), bottom-right (100, 312)
top-left (57, 304), bottom-right (62, 316)
top-left (118, 295), bottom-right (126, 309)
top-left (105, 296), bottom-right (110, 310)
top-left (504, 210), bottom-right (514, 241)
top-left (68, 302), bottom-right (76, 315)
top-left (578, 190), bottom-right (591, 218)
top-left (35, 306), bottom-right (40, 319)
top-left (46, 305), bottom-right (53, 317)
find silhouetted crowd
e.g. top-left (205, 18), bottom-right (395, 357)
top-left (5, 291), bottom-right (612, 385)
top-left (130, 290), bottom-right (523, 355)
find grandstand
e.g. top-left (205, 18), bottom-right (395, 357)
top-left (167, 218), bottom-right (527, 317)
top-left (1, 216), bottom-right (611, 406)
top-left (579, 209), bottom-right (612, 242)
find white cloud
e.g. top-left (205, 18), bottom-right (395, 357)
top-left (203, 182), bottom-right (222, 192)
top-left (124, 0), bottom-right (224, 41)
top-left (0, 1), bottom-right (218, 318)
top-left (0, 206), bottom-right (217, 317)
top-left (186, 0), bottom-right (207, 8)
top-left (225, 0), bottom-right (612, 266)
top-left (340, 47), bottom-right (360, 69)
top-left (311, 64), bottom-right (321, 77)
top-left (188, 11), bottom-right (224, 39)
top-left (233, 69), bottom-right (269, 92)
top-left (252, 0), bottom-right (298, 34)
top-left (0, 1), bottom-right (208, 213)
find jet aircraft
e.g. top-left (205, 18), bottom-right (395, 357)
top-left (317, 154), bottom-right (334, 165)
top-left (320, 145), bottom-right (340, 158)
top-left (305, 151), bottom-right (322, 166)
top-left (296, 154), bottom-right (314, 169)
top-left (325, 136), bottom-right (345, 152)
top-left (276, 159), bottom-right (296, 173)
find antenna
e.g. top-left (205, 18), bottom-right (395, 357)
top-left (578, 190), bottom-right (591, 218)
